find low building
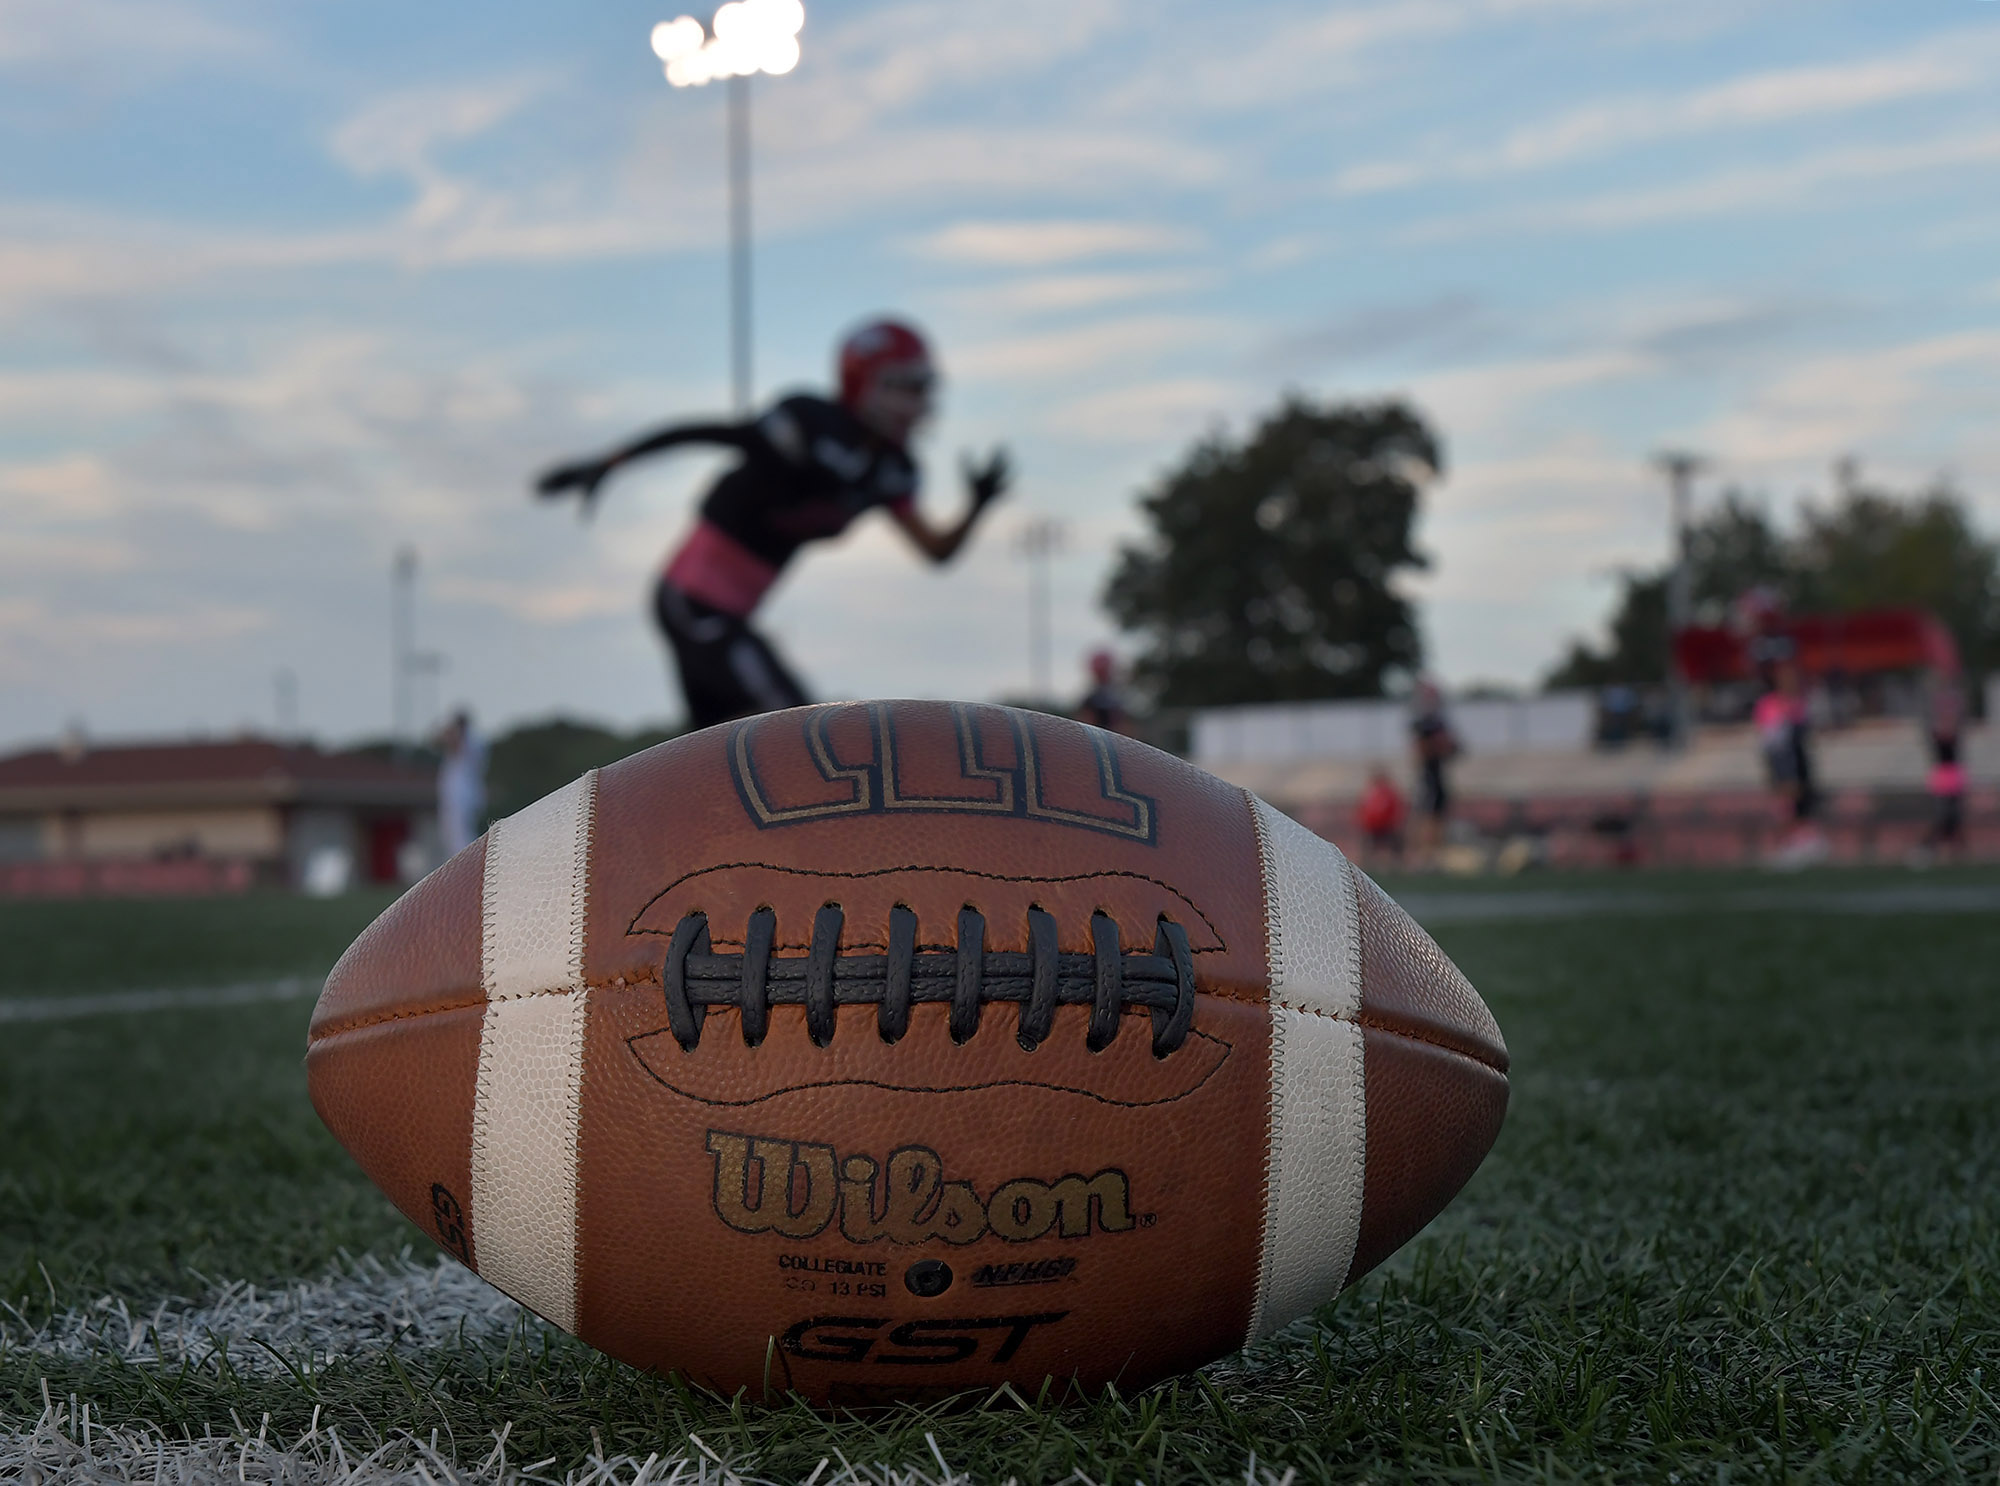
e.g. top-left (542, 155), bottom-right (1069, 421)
top-left (0, 737), bottom-right (437, 896)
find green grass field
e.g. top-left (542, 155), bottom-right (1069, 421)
top-left (3, 876), bottom-right (1998, 1482)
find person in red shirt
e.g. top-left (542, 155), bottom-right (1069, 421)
top-left (534, 319), bottom-right (1008, 730)
top-left (1356, 766), bottom-right (1407, 865)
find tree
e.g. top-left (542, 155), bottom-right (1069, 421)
top-left (1542, 571), bottom-right (1669, 689)
top-left (1542, 477), bottom-right (2000, 689)
top-left (1791, 483), bottom-right (2000, 680)
top-left (1104, 397), bottom-right (1439, 706)
top-left (1544, 492), bottom-right (1786, 688)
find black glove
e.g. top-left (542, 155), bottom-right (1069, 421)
top-left (963, 447), bottom-right (1012, 513)
top-left (534, 459), bottom-right (612, 519)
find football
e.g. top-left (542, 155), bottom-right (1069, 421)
top-left (307, 700), bottom-right (1507, 1405)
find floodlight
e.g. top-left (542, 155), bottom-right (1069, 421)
top-left (650, 16), bottom-right (705, 61)
top-left (657, 0), bottom-right (805, 87)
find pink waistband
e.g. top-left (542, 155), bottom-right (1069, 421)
top-left (662, 521), bottom-right (779, 617)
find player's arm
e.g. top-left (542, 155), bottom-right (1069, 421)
top-left (890, 447), bottom-right (1011, 563)
top-left (533, 419), bottom-right (764, 516)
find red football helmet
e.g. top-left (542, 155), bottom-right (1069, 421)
top-left (837, 318), bottom-right (933, 405)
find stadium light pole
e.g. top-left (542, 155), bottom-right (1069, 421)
top-left (1654, 451), bottom-right (1708, 747)
top-left (391, 546), bottom-right (417, 747)
top-left (1013, 518), bottom-right (1067, 702)
top-left (653, 1), bottom-right (805, 414)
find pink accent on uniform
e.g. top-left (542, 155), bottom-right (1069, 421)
top-left (1929, 761), bottom-right (1967, 797)
top-left (662, 520), bottom-right (782, 618)
top-left (1753, 691), bottom-right (1804, 739)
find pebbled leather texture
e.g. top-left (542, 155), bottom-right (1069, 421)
top-left (1342, 872), bottom-right (1510, 1285)
top-left (1345, 1029), bottom-right (1508, 1285)
top-left (1352, 868), bottom-right (1508, 1073)
top-left (306, 840), bottom-right (485, 1262)
top-left (304, 700), bottom-right (1508, 1403)
top-left (309, 841), bottom-right (486, 1038)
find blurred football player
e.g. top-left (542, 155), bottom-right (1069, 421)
top-left (1409, 678), bottom-right (1459, 865)
top-left (1075, 649), bottom-right (1133, 735)
top-left (535, 319), bottom-right (1009, 729)
top-left (1356, 765), bottom-right (1407, 866)
top-left (1756, 658), bottom-right (1827, 867)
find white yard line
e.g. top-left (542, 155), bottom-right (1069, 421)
top-left (0, 1255), bottom-right (531, 1371)
top-left (0, 1398), bottom-right (975, 1486)
top-left (0, 976), bottom-right (320, 1024)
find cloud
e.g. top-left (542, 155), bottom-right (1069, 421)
top-left (1695, 328), bottom-right (2000, 473)
top-left (0, 596), bottom-right (266, 646)
top-left (0, 452), bottom-right (121, 518)
top-left (952, 315), bottom-right (1229, 382)
top-left (330, 76), bottom-right (552, 185)
top-left (433, 577), bottom-right (639, 625)
top-left (1043, 377), bottom-right (1241, 445)
top-left (1336, 37), bottom-right (1992, 194)
top-left (1404, 347), bottom-right (1655, 441)
top-left (1104, 0), bottom-right (1644, 116)
top-left (952, 269), bottom-right (1210, 316)
top-left (0, 0), bottom-right (261, 69)
top-left (800, 0), bottom-right (1126, 124)
top-left (1268, 293), bottom-right (1493, 371)
top-left (1409, 128), bottom-right (2000, 240)
top-left (907, 219), bottom-right (1199, 267)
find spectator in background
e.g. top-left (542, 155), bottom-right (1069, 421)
top-left (1410, 678), bottom-right (1458, 864)
top-left (437, 710), bottom-right (488, 858)
top-left (1755, 661), bottom-right (1826, 867)
top-left (1075, 649), bottom-right (1132, 735)
top-left (1916, 679), bottom-right (1967, 865)
top-left (1356, 766), bottom-right (1407, 866)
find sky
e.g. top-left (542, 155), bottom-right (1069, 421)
top-left (3, 0), bottom-right (1998, 749)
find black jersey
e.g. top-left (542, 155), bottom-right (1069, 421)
top-left (700, 394), bottom-right (918, 570)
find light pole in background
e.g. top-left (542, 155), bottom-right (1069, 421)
top-left (391, 546), bottom-right (417, 744)
top-left (1013, 518), bottom-right (1067, 703)
top-left (1653, 451), bottom-right (1708, 747)
top-left (653, 0), bottom-right (805, 414)
top-left (390, 546), bottom-right (446, 749)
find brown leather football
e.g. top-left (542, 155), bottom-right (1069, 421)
top-left (307, 701), bottom-right (1506, 1405)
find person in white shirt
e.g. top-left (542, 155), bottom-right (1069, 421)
top-left (436, 710), bottom-right (487, 857)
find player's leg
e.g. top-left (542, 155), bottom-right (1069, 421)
top-left (655, 580), bottom-right (755, 730)
top-left (654, 579), bottom-right (807, 726)
top-left (723, 624), bottom-right (810, 715)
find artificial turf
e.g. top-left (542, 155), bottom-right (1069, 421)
top-left (3, 875), bottom-right (1998, 1482)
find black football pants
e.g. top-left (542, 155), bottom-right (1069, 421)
top-left (653, 580), bottom-right (809, 732)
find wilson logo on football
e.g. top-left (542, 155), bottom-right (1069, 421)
top-left (706, 1130), bottom-right (1137, 1244)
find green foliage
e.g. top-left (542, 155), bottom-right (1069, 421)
top-left (485, 717), bottom-right (680, 822)
top-left (7, 877), bottom-right (2000, 1479)
top-left (1543, 571), bottom-right (1670, 690)
top-left (1547, 480), bottom-right (2000, 689)
top-left (1792, 487), bottom-right (2000, 678)
top-left (1105, 397), bottom-right (1440, 706)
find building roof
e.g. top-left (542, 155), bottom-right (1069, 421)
top-left (0, 738), bottom-right (436, 813)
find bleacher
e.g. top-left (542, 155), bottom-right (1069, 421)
top-left (1194, 701), bottom-right (1997, 867)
